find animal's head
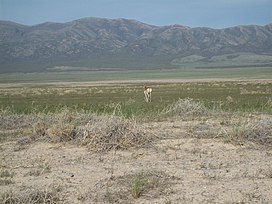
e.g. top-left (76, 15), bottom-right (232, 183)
top-left (143, 84), bottom-right (147, 90)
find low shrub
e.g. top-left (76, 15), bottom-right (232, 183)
top-left (168, 98), bottom-right (208, 118)
top-left (31, 110), bottom-right (153, 152)
top-left (47, 124), bottom-right (76, 142)
top-left (78, 115), bottom-right (151, 152)
top-left (242, 116), bottom-right (272, 147)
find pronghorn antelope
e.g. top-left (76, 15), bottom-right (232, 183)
top-left (144, 84), bottom-right (152, 102)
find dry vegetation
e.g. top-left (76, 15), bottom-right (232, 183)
top-left (1, 82), bottom-right (272, 203)
top-left (31, 111), bottom-right (153, 152)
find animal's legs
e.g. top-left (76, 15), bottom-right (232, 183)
top-left (144, 92), bottom-right (148, 102)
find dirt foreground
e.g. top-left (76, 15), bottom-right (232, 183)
top-left (1, 114), bottom-right (272, 204)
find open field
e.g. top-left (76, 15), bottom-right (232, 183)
top-left (1, 70), bottom-right (272, 203)
top-left (0, 67), bottom-right (272, 83)
top-left (0, 79), bottom-right (271, 115)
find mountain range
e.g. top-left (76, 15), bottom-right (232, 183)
top-left (0, 17), bottom-right (272, 73)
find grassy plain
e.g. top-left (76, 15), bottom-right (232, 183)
top-left (0, 67), bottom-right (272, 83)
top-left (0, 80), bottom-right (271, 116)
top-left (0, 67), bottom-right (272, 116)
top-left (1, 68), bottom-right (272, 203)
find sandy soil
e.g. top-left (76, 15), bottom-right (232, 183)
top-left (1, 117), bottom-right (272, 204)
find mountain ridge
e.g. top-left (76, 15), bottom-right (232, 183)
top-left (0, 17), bottom-right (272, 73)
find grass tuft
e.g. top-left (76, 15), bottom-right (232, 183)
top-left (0, 170), bottom-right (14, 186)
top-left (30, 109), bottom-right (154, 151)
top-left (0, 187), bottom-right (62, 204)
top-left (131, 172), bottom-right (149, 198)
top-left (242, 117), bottom-right (272, 147)
top-left (168, 98), bottom-right (208, 118)
top-left (47, 124), bottom-right (76, 142)
top-left (78, 115), bottom-right (152, 152)
top-left (93, 170), bottom-right (175, 203)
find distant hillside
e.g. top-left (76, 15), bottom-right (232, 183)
top-left (0, 17), bottom-right (272, 73)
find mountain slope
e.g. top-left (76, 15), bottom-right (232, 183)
top-left (0, 17), bottom-right (272, 73)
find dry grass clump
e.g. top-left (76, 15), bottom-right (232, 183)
top-left (32, 109), bottom-right (91, 142)
top-left (0, 114), bottom-right (36, 130)
top-left (46, 124), bottom-right (76, 143)
top-left (223, 115), bottom-right (272, 147)
top-left (0, 186), bottom-right (62, 204)
top-left (32, 122), bottom-right (48, 137)
top-left (187, 121), bottom-right (223, 139)
top-left (78, 115), bottom-right (151, 152)
top-left (241, 116), bottom-right (272, 147)
top-left (168, 98), bottom-right (208, 118)
top-left (32, 110), bottom-right (152, 152)
top-left (0, 113), bottom-right (37, 142)
top-left (33, 120), bottom-right (76, 143)
top-left (0, 170), bottom-right (14, 186)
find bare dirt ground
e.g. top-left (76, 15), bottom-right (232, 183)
top-left (1, 114), bottom-right (272, 203)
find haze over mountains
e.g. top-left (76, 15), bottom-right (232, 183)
top-left (0, 17), bottom-right (272, 73)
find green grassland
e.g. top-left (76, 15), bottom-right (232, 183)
top-left (0, 67), bottom-right (272, 83)
top-left (0, 80), bottom-right (271, 117)
top-left (0, 66), bottom-right (271, 116)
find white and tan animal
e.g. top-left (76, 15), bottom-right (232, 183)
top-left (144, 84), bottom-right (152, 102)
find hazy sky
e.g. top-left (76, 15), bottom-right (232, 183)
top-left (0, 0), bottom-right (271, 28)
